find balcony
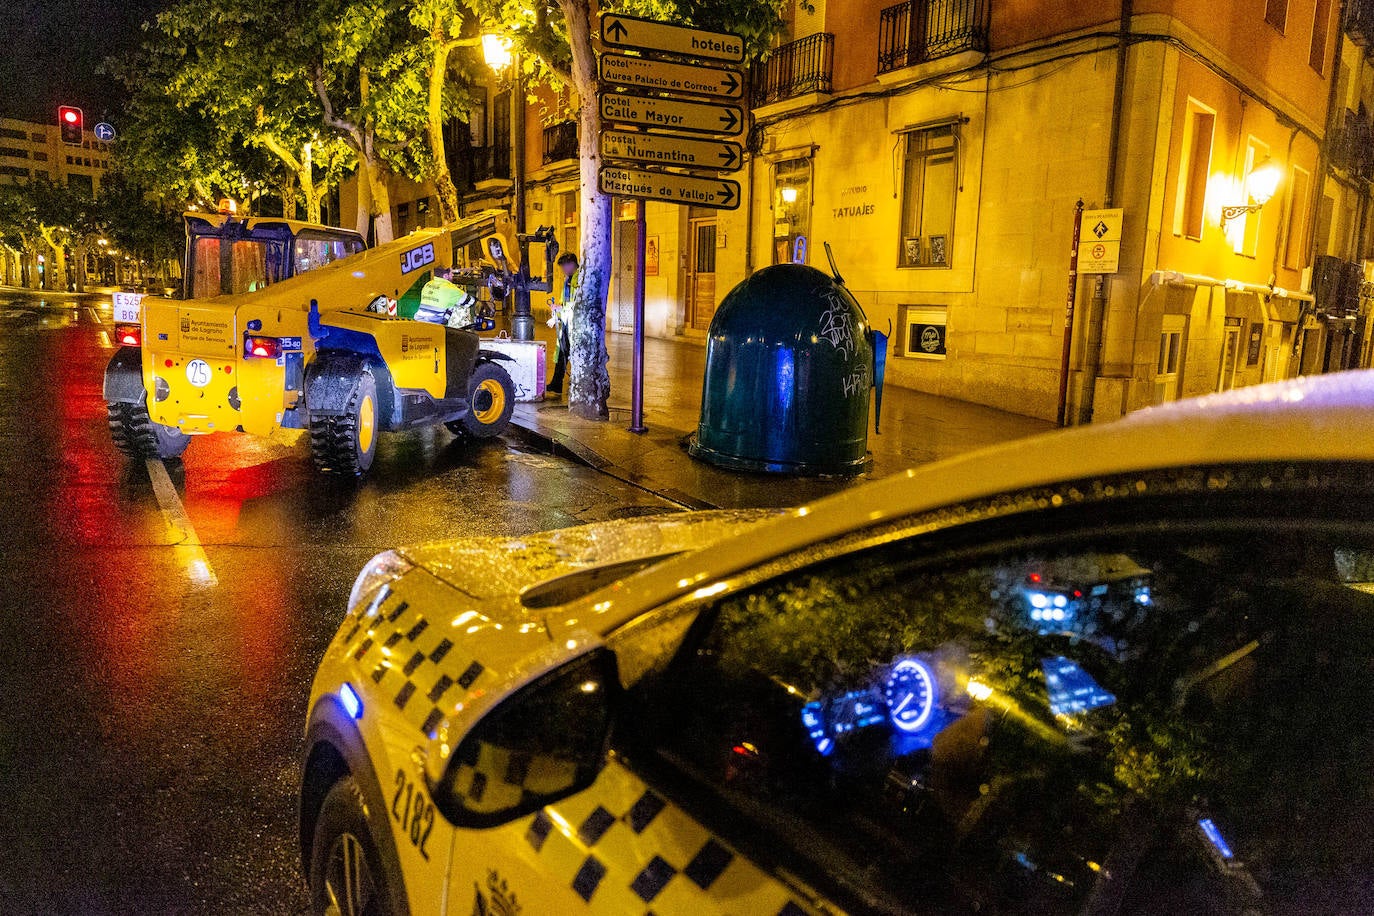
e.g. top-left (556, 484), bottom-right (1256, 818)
top-left (1328, 108), bottom-right (1374, 181)
top-left (1349, 0), bottom-right (1374, 48)
top-left (542, 120), bottom-right (578, 165)
top-left (470, 145), bottom-right (510, 185)
top-left (753, 33), bottom-right (834, 106)
top-left (878, 0), bottom-right (990, 75)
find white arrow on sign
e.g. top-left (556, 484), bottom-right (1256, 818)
top-left (601, 92), bottom-right (743, 136)
top-left (599, 52), bottom-right (743, 100)
top-left (600, 12), bottom-right (745, 63)
top-left (601, 129), bottom-right (743, 172)
top-left (599, 166), bottom-right (740, 210)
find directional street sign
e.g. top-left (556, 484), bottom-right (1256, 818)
top-left (595, 13), bottom-right (750, 432)
top-left (600, 12), bottom-right (745, 63)
top-left (599, 166), bottom-right (740, 211)
top-left (599, 52), bottom-right (743, 100)
top-left (601, 91), bottom-right (743, 136)
top-left (601, 129), bottom-right (742, 172)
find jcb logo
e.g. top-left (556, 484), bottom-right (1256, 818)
top-left (400, 243), bottom-right (436, 274)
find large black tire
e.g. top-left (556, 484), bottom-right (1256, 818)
top-left (106, 400), bottom-right (191, 460)
top-left (445, 361), bottom-right (514, 439)
top-left (310, 369), bottom-right (379, 477)
top-left (308, 777), bottom-right (398, 916)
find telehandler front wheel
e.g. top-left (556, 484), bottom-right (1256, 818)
top-left (107, 400), bottom-right (191, 461)
top-left (310, 369), bottom-right (379, 477)
top-left (446, 361), bottom-right (514, 439)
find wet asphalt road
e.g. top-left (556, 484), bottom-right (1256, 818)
top-left (0, 288), bottom-right (678, 914)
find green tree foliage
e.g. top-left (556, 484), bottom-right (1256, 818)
top-left (96, 175), bottom-right (183, 282)
top-left (114, 0), bottom-right (354, 223)
top-left (0, 184), bottom-right (42, 288)
top-left (0, 177), bottom-right (180, 291)
top-left (117, 0), bottom-right (482, 240)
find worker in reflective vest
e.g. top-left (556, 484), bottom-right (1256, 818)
top-left (547, 252), bottom-right (579, 395)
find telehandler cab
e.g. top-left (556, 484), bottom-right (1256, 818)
top-left (104, 208), bottom-right (558, 476)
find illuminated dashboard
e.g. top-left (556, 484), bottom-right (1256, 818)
top-left (801, 655), bottom-right (951, 757)
top-left (800, 652), bottom-right (1118, 758)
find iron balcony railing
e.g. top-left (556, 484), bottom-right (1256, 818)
top-left (470, 144), bottom-right (510, 184)
top-left (878, 0), bottom-right (990, 75)
top-left (753, 32), bottom-right (835, 105)
top-left (542, 120), bottom-right (578, 165)
top-left (1349, 0), bottom-right (1374, 49)
top-left (1328, 108), bottom-right (1374, 181)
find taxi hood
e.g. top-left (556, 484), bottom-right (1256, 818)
top-left (396, 508), bottom-right (780, 610)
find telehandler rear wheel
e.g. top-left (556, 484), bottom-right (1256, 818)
top-left (446, 361), bottom-right (514, 439)
top-left (107, 400), bottom-right (191, 460)
top-left (310, 369), bottom-right (379, 477)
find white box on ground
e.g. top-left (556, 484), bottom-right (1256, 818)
top-left (480, 336), bottom-right (546, 402)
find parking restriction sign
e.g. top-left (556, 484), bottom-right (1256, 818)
top-left (1079, 208), bottom-right (1124, 274)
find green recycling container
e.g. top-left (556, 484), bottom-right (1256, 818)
top-left (688, 263), bottom-right (874, 475)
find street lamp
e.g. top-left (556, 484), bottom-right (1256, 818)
top-left (1221, 157), bottom-right (1283, 228)
top-left (481, 34), bottom-right (512, 70)
top-left (483, 31), bottom-right (532, 340)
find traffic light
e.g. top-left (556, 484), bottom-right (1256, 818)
top-left (58, 106), bottom-right (83, 145)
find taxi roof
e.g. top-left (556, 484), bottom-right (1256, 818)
top-left (564, 370), bottom-right (1374, 638)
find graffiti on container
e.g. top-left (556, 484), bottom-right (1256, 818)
top-left (841, 367), bottom-right (868, 398)
top-left (817, 289), bottom-right (856, 357)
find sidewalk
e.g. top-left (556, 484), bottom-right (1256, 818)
top-left (505, 327), bottom-right (1053, 509)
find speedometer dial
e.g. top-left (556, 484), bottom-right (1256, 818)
top-left (885, 658), bottom-right (936, 733)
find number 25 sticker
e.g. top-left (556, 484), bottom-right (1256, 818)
top-left (185, 359), bottom-right (212, 388)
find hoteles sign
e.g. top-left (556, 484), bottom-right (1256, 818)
top-left (600, 13), bottom-right (745, 63)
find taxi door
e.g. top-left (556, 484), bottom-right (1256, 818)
top-left (445, 757), bottom-right (823, 916)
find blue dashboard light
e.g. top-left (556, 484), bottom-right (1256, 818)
top-left (1198, 818), bottom-right (1234, 859)
top-left (885, 658), bottom-right (937, 734)
top-left (1042, 656), bottom-right (1115, 717)
top-left (339, 682), bottom-right (363, 720)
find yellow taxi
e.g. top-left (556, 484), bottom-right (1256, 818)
top-left (301, 371), bottom-right (1374, 915)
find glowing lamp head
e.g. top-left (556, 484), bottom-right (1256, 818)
top-left (482, 34), bottom-right (513, 70)
top-left (1246, 158), bottom-right (1282, 206)
top-left (780, 187), bottom-right (799, 204)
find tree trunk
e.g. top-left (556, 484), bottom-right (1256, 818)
top-left (428, 29), bottom-right (461, 224)
top-left (300, 142), bottom-right (322, 224)
top-left (354, 167), bottom-right (372, 239)
top-left (362, 147), bottom-right (394, 244)
top-left (559, 0), bottom-right (612, 420)
top-left (74, 243), bottom-right (88, 292)
top-left (40, 230), bottom-right (68, 291)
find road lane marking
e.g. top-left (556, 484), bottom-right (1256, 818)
top-left (146, 457), bottom-right (218, 588)
top-left (87, 306), bottom-right (104, 326)
top-left (99, 330), bottom-right (113, 349)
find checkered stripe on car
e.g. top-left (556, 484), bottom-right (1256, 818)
top-left (448, 739), bottom-right (582, 817)
top-left (516, 761), bottom-right (819, 914)
top-left (342, 585), bottom-right (487, 739)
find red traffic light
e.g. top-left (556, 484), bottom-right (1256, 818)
top-left (58, 106), bottom-right (83, 144)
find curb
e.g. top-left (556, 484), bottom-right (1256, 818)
top-left (504, 410), bottom-right (719, 511)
